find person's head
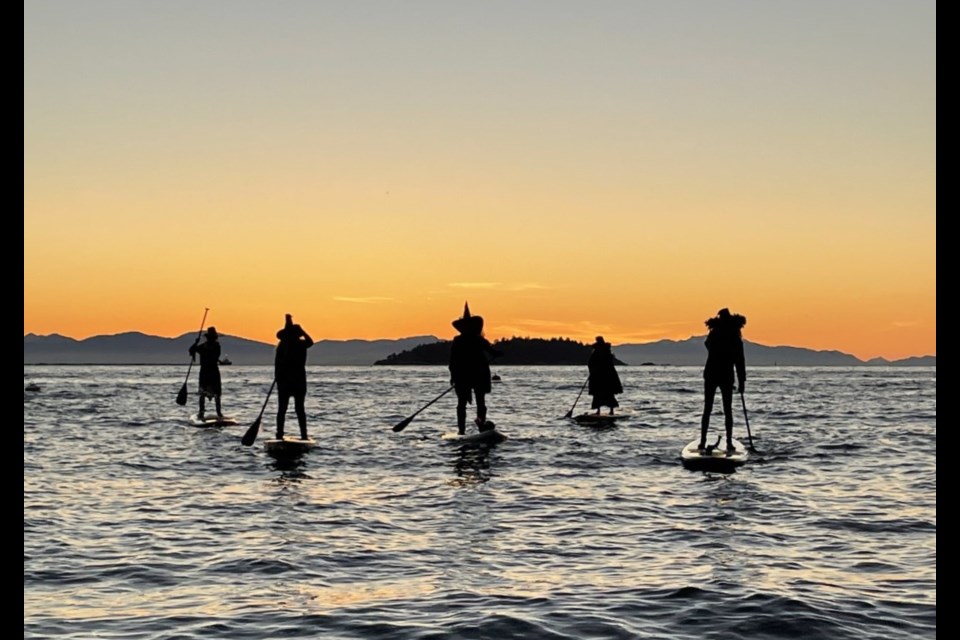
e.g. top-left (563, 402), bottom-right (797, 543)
top-left (592, 336), bottom-right (609, 350)
top-left (705, 308), bottom-right (746, 331)
top-left (205, 326), bottom-right (219, 341)
top-left (278, 315), bottom-right (302, 340)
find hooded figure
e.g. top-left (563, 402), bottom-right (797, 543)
top-left (188, 326), bottom-right (223, 418)
top-left (588, 336), bottom-right (623, 415)
top-left (699, 308), bottom-right (747, 453)
top-left (275, 314), bottom-right (314, 440)
top-left (448, 302), bottom-right (502, 434)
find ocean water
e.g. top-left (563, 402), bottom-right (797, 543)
top-left (24, 365), bottom-right (936, 639)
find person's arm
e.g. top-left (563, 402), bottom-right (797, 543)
top-left (735, 337), bottom-right (746, 393)
top-left (300, 328), bottom-right (314, 349)
top-left (449, 340), bottom-right (460, 385)
top-left (484, 339), bottom-right (503, 359)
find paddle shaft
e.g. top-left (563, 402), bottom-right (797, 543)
top-left (176, 308), bottom-right (210, 405)
top-left (241, 379), bottom-right (276, 446)
top-left (564, 376), bottom-right (589, 418)
top-left (740, 392), bottom-right (756, 451)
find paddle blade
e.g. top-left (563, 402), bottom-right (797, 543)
top-left (241, 417), bottom-right (262, 446)
top-left (392, 417), bottom-right (413, 433)
top-left (176, 384), bottom-right (188, 406)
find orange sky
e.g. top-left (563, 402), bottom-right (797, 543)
top-left (24, 2), bottom-right (936, 361)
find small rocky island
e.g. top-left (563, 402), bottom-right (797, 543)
top-left (374, 337), bottom-right (628, 366)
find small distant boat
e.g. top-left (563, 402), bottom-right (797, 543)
top-left (219, 356), bottom-right (232, 365)
top-left (492, 374), bottom-right (502, 382)
top-left (25, 383), bottom-right (41, 392)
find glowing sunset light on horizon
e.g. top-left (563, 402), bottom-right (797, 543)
top-left (24, 1), bottom-right (935, 362)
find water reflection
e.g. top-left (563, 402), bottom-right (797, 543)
top-left (448, 442), bottom-right (501, 486)
top-left (267, 450), bottom-right (312, 482)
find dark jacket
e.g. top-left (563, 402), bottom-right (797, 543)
top-left (275, 326), bottom-right (314, 394)
top-left (703, 314), bottom-right (746, 388)
top-left (189, 339), bottom-right (222, 394)
top-left (449, 335), bottom-right (498, 394)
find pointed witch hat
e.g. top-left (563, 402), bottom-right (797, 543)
top-left (452, 301), bottom-right (483, 333)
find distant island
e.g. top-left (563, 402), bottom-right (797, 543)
top-left (374, 337), bottom-right (628, 366)
top-left (23, 332), bottom-right (935, 366)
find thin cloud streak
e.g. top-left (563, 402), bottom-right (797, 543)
top-left (333, 297), bottom-right (395, 304)
top-left (446, 282), bottom-right (554, 291)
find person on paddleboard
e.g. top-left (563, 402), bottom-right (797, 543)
top-left (275, 314), bottom-right (314, 440)
top-left (699, 308), bottom-right (747, 454)
top-left (588, 336), bottom-right (623, 415)
top-left (188, 326), bottom-right (223, 419)
top-left (449, 302), bottom-right (503, 435)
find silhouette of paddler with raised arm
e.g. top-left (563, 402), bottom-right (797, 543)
top-left (699, 308), bottom-right (747, 454)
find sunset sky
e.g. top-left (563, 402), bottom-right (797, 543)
top-left (24, 1), bottom-right (935, 360)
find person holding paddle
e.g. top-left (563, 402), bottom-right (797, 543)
top-left (449, 303), bottom-right (502, 435)
top-left (698, 308), bottom-right (747, 454)
top-left (275, 314), bottom-right (314, 440)
top-left (588, 336), bottom-right (623, 415)
top-left (188, 326), bottom-right (224, 420)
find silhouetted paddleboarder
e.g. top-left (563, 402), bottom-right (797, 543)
top-left (449, 303), bottom-right (503, 435)
top-left (189, 326), bottom-right (224, 419)
top-left (275, 314), bottom-right (314, 440)
top-left (588, 336), bottom-right (623, 415)
top-left (698, 308), bottom-right (747, 454)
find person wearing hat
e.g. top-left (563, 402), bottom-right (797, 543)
top-left (188, 326), bottom-right (224, 419)
top-left (449, 302), bottom-right (503, 435)
top-left (699, 308), bottom-right (747, 453)
top-left (274, 314), bottom-right (314, 440)
top-left (588, 336), bottom-right (623, 415)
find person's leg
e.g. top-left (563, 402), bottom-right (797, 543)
top-left (215, 394), bottom-right (223, 418)
top-left (700, 380), bottom-right (718, 449)
top-left (456, 388), bottom-right (468, 435)
top-left (721, 384), bottom-right (735, 451)
top-left (476, 391), bottom-right (487, 425)
top-left (276, 393), bottom-right (289, 438)
top-left (198, 394), bottom-right (206, 419)
top-left (294, 392), bottom-right (307, 439)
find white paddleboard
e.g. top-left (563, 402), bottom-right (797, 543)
top-left (264, 436), bottom-right (316, 455)
top-left (441, 421), bottom-right (507, 445)
top-left (189, 413), bottom-right (239, 427)
top-left (680, 438), bottom-right (748, 471)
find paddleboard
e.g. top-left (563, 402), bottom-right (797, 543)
top-left (264, 436), bottom-right (316, 455)
top-left (680, 438), bottom-right (748, 471)
top-left (441, 421), bottom-right (507, 445)
top-left (573, 412), bottom-right (624, 424)
top-left (189, 413), bottom-right (239, 427)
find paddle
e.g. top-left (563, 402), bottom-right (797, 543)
top-left (740, 391), bottom-right (757, 453)
top-left (176, 308), bottom-right (210, 406)
top-left (392, 385), bottom-right (454, 433)
top-left (563, 376), bottom-right (590, 419)
top-left (241, 379), bottom-right (277, 446)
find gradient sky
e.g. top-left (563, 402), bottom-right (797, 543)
top-left (24, 0), bottom-right (935, 360)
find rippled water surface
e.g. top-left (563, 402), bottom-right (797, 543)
top-left (24, 365), bottom-right (936, 639)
